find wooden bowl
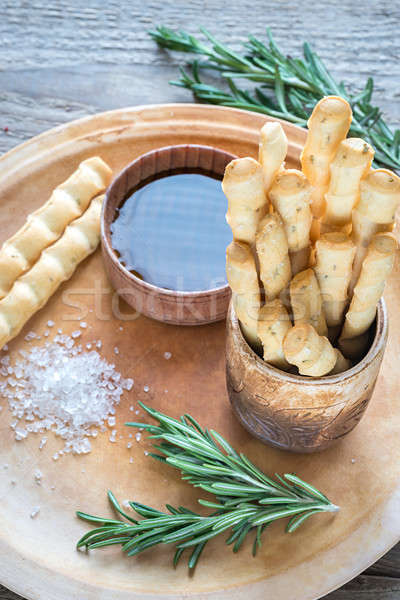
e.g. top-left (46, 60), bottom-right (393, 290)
top-left (226, 299), bottom-right (388, 453)
top-left (101, 144), bottom-right (236, 325)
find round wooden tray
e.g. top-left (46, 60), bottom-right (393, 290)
top-left (0, 104), bottom-right (399, 600)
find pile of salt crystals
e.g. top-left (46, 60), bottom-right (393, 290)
top-left (0, 332), bottom-right (133, 456)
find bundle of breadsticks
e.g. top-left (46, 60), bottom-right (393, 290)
top-left (224, 97), bottom-right (399, 377)
top-left (0, 157), bottom-right (112, 350)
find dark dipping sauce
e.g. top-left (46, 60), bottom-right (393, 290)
top-left (110, 170), bottom-right (232, 292)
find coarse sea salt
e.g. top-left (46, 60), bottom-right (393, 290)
top-left (30, 506), bottom-right (40, 519)
top-left (25, 332), bottom-right (37, 342)
top-left (0, 334), bottom-right (134, 456)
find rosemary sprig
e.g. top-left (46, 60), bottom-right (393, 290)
top-left (149, 26), bottom-right (400, 170)
top-left (77, 403), bottom-right (338, 569)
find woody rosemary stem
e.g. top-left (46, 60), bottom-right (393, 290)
top-left (77, 403), bottom-right (338, 569)
top-left (149, 26), bottom-right (400, 170)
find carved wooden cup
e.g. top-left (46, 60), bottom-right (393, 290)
top-left (226, 299), bottom-right (388, 453)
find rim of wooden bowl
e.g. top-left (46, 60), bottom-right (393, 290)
top-left (228, 298), bottom-right (388, 385)
top-left (101, 143), bottom-right (237, 298)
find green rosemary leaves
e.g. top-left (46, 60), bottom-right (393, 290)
top-left (76, 403), bottom-right (338, 569)
top-left (149, 26), bottom-right (400, 170)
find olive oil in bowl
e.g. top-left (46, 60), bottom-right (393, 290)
top-left (110, 170), bottom-right (232, 292)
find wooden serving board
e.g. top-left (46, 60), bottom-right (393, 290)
top-left (0, 104), bottom-right (399, 600)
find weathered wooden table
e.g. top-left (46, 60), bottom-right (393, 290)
top-left (0, 1), bottom-right (399, 598)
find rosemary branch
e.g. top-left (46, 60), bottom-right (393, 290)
top-left (77, 403), bottom-right (338, 569)
top-left (149, 26), bottom-right (400, 170)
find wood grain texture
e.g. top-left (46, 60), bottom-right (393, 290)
top-left (0, 0), bottom-right (400, 156)
top-left (0, 1), bottom-right (399, 598)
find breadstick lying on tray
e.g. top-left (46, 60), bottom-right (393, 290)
top-left (350, 169), bottom-right (400, 294)
top-left (314, 232), bottom-right (356, 328)
top-left (300, 96), bottom-right (352, 239)
top-left (283, 323), bottom-right (337, 377)
top-left (258, 122), bottom-right (288, 193)
top-left (289, 268), bottom-right (328, 336)
top-left (322, 138), bottom-right (374, 232)
top-left (0, 157), bottom-right (112, 300)
top-left (256, 213), bottom-right (291, 301)
top-left (269, 169), bottom-right (312, 275)
top-left (0, 194), bottom-right (104, 350)
top-left (258, 299), bottom-right (291, 370)
top-left (223, 158), bottom-right (267, 244)
top-left (340, 232), bottom-right (397, 342)
top-left (226, 240), bottom-right (261, 350)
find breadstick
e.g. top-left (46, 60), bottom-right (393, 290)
top-left (289, 268), bottom-right (328, 336)
top-left (0, 157), bottom-right (112, 299)
top-left (258, 122), bottom-right (288, 193)
top-left (256, 213), bottom-right (291, 300)
top-left (283, 323), bottom-right (337, 377)
top-left (314, 232), bottom-right (356, 327)
top-left (322, 138), bottom-right (374, 232)
top-left (226, 240), bottom-right (261, 349)
top-left (223, 157), bottom-right (267, 244)
top-left (269, 169), bottom-right (312, 274)
top-left (330, 349), bottom-right (351, 375)
top-left (258, 299), bottom-right (291, 370)
top-left (340, 232), bottom-right (397, 341)
top-left (350, 168), bottom-right (400, 293)
top-left (300, 96), bottom-right (352, 239)
top-left (0, 195), bottom-right (104, 350)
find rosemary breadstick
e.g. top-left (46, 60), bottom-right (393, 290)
top-left (226, 240), bottom-right (261, 349)
top-left (300, 96), bottom-right (352, 237)
top-left (258, 299), bottom-right (291, 370)
top-left (289, 268), bottom-right (327, 336)
top-left (341, 232), bottom-right (397, 341)
top-left (283, 323), bottom-right (337, 376)
top-left (256, 213), bottom-right (291, 301)
top-left (314, 232), bottom-right (356, 327)
top-left (322, 138), bottom-right (374, 231)
top-left (0, 157), bottom-right (112, 299)
top-left (223, 157), bottom-right (267, 244)
top-left (350, 168), bottom-right (400, 293)
top-left (258, 121), bottom-right (288, 193)
top-left (330, 349), bottom-right (351, 375)
top-left (0, 195), bottom-right (104, 350)
top-left (269, 169), bottom-right (312, 274)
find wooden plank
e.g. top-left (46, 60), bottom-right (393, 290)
top-left (326, 575), bottom-right (400, 599)
top-left (0, 0), bottom-right (400, 156)
top-left (0, 65), bottom-right (189, 154)
top-left (366, 543), bottom-right (400, 578)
